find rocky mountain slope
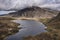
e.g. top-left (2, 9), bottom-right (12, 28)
top-left (3, 7), bottom-right (59, 18)
top-left (50, 13), bottom-right (60, 22)
top-left (47, 12), bottom-right (60, 29)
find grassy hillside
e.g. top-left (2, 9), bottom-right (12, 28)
top-left (0, 17), bottom-right (20, 40)
top-left (0, 7), bottom-right (60, 40)
top-left (23, 13), bottom-right (60, 40)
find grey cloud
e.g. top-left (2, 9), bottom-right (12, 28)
top-left (0, 0), bottom-right (60, 11)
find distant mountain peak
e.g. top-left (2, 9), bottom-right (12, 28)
top-left (2, 7), bottom-right (59, 18)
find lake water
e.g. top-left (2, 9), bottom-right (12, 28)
top-left (0, 11), bottom-right (15, 15)
top-left (5, 20), bottom-right (47, 40)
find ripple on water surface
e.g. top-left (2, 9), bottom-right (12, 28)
top-left (5, 20), bottom-right (47, 40)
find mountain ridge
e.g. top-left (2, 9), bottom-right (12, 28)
top-left (2, 7), bottom-right (59, 19)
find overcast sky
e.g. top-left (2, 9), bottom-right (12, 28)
top-left (0, 0), bottom-right (60, 10)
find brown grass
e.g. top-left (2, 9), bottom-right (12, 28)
top-left (23, 15), bottom-right (60, 40)
top-left (0, 16), bottom-right (20, 40)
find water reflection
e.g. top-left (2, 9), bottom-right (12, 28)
top-left (5, 20), bottom-right (46, 40)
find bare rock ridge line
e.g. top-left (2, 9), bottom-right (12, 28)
top-left (3, 6), bottom-right (59, 18)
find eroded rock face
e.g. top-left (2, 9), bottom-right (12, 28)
top-left (3, 7), bottom-right (59, 18)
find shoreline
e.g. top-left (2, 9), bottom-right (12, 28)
top-left (0, 16), bottom-right (20, 40)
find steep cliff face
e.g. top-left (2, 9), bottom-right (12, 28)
top-left (4, 7), bottom-right (59, 18)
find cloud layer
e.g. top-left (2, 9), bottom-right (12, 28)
top-left (0, 0), bottom-right (60, 10)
